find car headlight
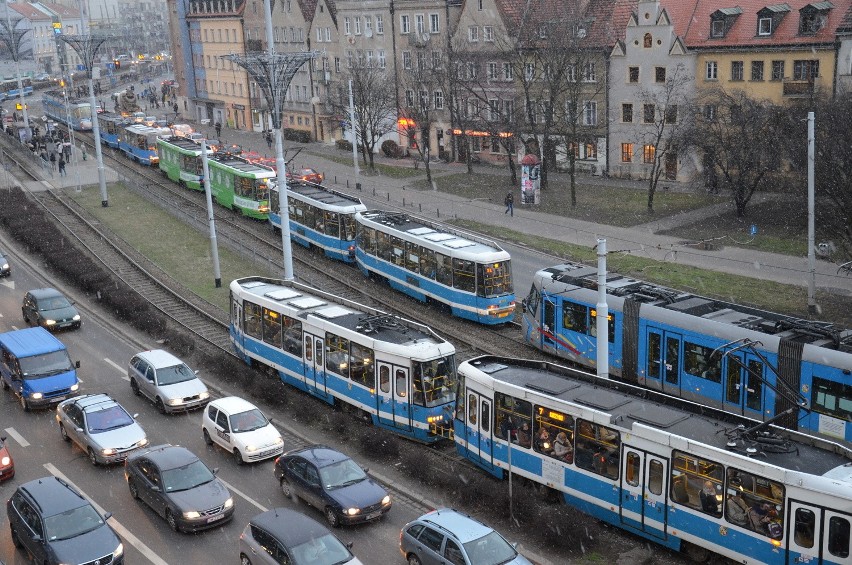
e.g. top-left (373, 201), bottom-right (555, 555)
top-left (273, 436), bottom-right (284, 445)
top-left (1, 263), bottom-right (8, 269)
top-left (102, 448), bottom-right (116, 456)
top-left (45, 319), bottom-right (56, 326)
top-left (382, 495), bottom-right (391, 505)
top-left (137, 438), bottom-right (149, 447)
top-left (182, 511), bottom-right (201, 519)
top-left (167, 398), bottom-right (183, 406)
top-left (346, 508), bottom-right (360, 516)
top-left (1, 456), bottom-right (10, 466)
top-left (245, 445), bottom-right (258, 452)
top-left (224, 497), bottom-right (234, 509)
top-left (199, 391), bottom-right (210, 399)
top-left (114, 542), bottom-right (124, 557)
top-left (70, 383), bottom-right (79, 392)
top-left (72, 314), bottom-right (81, 321)
top-left (31, 392), bottom-right (43, 400)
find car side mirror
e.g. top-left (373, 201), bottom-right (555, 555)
top-left (194, 370), bottom-right (200, 375)
top-left (75, 428), bottom-right (84, 433)
top-left (150, 485), bottom-right (161, 492)
top-left (32, 534), bottom-right (43, 543)
top-left (362, 467), bottom-right (369, 474)
top-left (346, 542), bottom-right (354, 550)
top-left (213, 467), bottom-right (219, 475)
top-left (133, 413), bottom-right (139, 418)
top-left (75, 361), bottom-right (81, 368)
top-left (1, 436), bottom-right (6, 441)
top-left (103, 512), bottom-right (112, 520)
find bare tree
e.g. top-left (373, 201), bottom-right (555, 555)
top-left (636, 64), bottom-right (694, 213)
top-left (695, 89), bottom-right (784, 217)
top-left (330, 62), bottom-right (398, 173)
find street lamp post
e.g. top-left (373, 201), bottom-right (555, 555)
top-left (0, 2), bottom-right (31, 139)
top-left (222, 0), bottom-right (319, 280)
top-left (57, 5), bottom-right (110, 206)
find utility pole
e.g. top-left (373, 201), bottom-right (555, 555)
top-left (806, 111), bottom-right (817, 315)
top-left (0, 2), bottom-right (31, 139)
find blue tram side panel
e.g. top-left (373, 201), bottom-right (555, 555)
top-left (455, 355), bottom-right (852, 565)
top-left (521, 263), bottom-right (852, 445)
top-left (42, 90), bottom-right (92, 131)
top-left (355, 210), bottom-right (515, 325)
top-left (119, 124), bottom-right (171, 165)
top-left (269, 181), bottom-right (366, 263)
top-left (229, 276), bottom-right (457, 443)
top-left (96, 113), bottom-right (128, 148)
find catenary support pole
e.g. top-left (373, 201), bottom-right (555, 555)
top-left (596, 238), bottom-right (609, 379)
top-left (807, 112), bottom-right (817, 315)
top-left (200, 139), bottom-right (222, 287)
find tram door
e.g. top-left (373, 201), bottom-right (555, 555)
top-left (620, 448), bottom-right (669, 540)
top-left (541, 298), bottom-right (556, 351)
top-left (232, 300), bottom-right (244, 351)
top-left (375, 363), bottom-right (412, 431)
top-left (303, 333), bottom-right (326, 394)
top-left (646, 329), bottom-right (682, 396)
top-left (786, 502), bottom-right (852, 564)
top-left (461, 389), bottom-right (494, 470)
top-left (723, 353), bottom-right (765, 419)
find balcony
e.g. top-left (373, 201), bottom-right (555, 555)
top-left (782, 80), bottom-right (815, 97)
top-left (187, 0), bottom-right (244, 16)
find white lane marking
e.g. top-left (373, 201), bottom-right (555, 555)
top-left (4, 427), bottom-right (30, 447)
top-left (104, 358), bottom-right (130, 381)
top-left (10, 325), bottom-right (19, 330)
top-left (44, 463), bottom-right (170, 565)
top-left (218, 477), bottom-right (268, 512)
top-left (0, 280), bottom-right (14, 290)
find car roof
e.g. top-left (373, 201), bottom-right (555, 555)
top-left (131, 444), bottom-right (198, 470)
top-left (71, 394), bottom-right (123, 413)
top-left (19, 476), bottom-right (89, 516)
top-left (135, 349), bottom-right (186, 368)
top-left (28, 287), bottom-right (64, 299)
top-left (210, 396), bottom-right (257, 414)
top-left (287, 445), bottom-right (350, 468)
top-left (415, 509), bottom-right (493, 544)
top-left (251, 508), bottom-right (333, 547)
top-left (0, 327), bottom-right (65, 356)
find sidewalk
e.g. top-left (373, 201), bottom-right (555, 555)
top-left (193, 122), bottom-right (851, 297)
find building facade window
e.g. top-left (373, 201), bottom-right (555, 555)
top-left (401, 15), bottom-right (410, 34)
top-left (434, 90), bottom-right (444, 109)
top-left (758, 17), bottom-right (772, 35)
top-left (628, 66), bottom-right (639, 82)
top-left (643, 33), bottom-right (652, 47)
top-left (402, 51), bottom-right (411, 69)
top-left (354, 16), bottom-right (362, 35)
top-left (405, 89), bottom-right (414, 107)
top-left (793, 59), bottom-right (819, 80)
top-left (706, 61), bottom-right (718, 80)
top-left (489, 99), bottom-right (499, 121)
top-left (484, 26), bottom-right (494, 41)
top-left (622, 103), bottom-right (633, 123)
top-left (468, 26), bottom-right (479, 42)
top-left (378, 50), bottom-right (386, 68)
top-left (430, 13), bottom-right (439, 33)
top-left (503, 62), bottom-right (513, 80)
top-left (344, 17), bottom-right (351, 35)
top-left (655, 66), bottom-right (666, 83)
top-left (771, 60), bottom-right (785, 80)
top-left (731, 61), bottom-right (744, 81)
top-left (583, 62), bottom-right (596, 82)
top-left (643, 103), bottom-right (655, 123)
top-left (665, 105), bottom-right (678, 124)
top-left (621, 143), bottom-right (634, 162)
top-left (583, 101), bottom-right (597, 125)
top-left (704, 105), bottom-right (717, 121)
top-left (376, 15), bottom-right (384, 34)
top-left (488, 62), bottom-right (498, 80)
top-left (643, 144), bottom-right (655, 164)
top-left (751, 60), bottom-right (764, 81)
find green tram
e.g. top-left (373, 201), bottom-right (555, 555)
top-left (207, 153), bottom-right (274, 219)
top-left (157, 136), bottom-right (210, 190)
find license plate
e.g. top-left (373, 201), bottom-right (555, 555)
top-left (366, 511), bottom-right (381, 520)
top-left (207, 514), bottom-right (224, 523)
top-left (498, 312), bottom-right (509, 318)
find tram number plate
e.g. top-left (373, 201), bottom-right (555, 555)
top-left (366, 511), bottom-right (381, 521)
top-left (498, 312), bottom-right (510, 318)
top-left (207, 514), bottom-right (224, 523)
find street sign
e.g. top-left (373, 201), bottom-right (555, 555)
top-left (77, 64), bottom-right (85, 71)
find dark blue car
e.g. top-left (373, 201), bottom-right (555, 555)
top-left (273, 445), bottom-right (391, 527)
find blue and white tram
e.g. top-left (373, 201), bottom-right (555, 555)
top-left (41, 90), bottom-right (92, 130)
top-left (355, 211), bottom-right (515, 325)
top-left (521, 263), bottom-right (852, 444)
top-left (229, 276), bottom-right (457, 442)
top-left (456, 355), bottom-right (852, 564)
top-left (119, 123), bottom-right (171, 165)
top-left (96, 112), bottom-right (127, 148)
top-left (270, 181), bottom-right (366, 263)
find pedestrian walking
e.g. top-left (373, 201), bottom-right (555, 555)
top-left (214, 121), bottom-right (222, 137)
top-left (81, 144), bottom-right (88, 161)
top-left (265, 131), bottom-right (273, 149)
top-left (58, 156), bottom-right (66, 177)
top-left (49, 151), bottom-right (56, 171)
top-left (504, 191), bottom-right (514, 216)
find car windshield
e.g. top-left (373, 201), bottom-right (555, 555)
top-left (319, 458), bottom-right (367, 490)
top-left (291, 533), bottom-right (353, 565)
top-left (86, 405), bottom-right (134, 432)
top-left (463, 531), bottom-right (518, 565)
top-left (156, 363), bottom-right (196, 385)
top-left (228, 408), bottom-right (268, 433)
top-left (44, 504), bottom-right (105, 541)
top-left (18, 350), bottom-right (74, 379)
top-left (161, 459), bottom-right (214, 492)
top-left (37, 295), bottom-right (71, 311)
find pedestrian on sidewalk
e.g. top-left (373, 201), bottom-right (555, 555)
top-left (81, 144), bottom-right (88, 161)
top-left (49, 151), bottom-right (56, 171)
top-left (215, 121), bottom-right (222, 137)
top-left (58, 156), bottom-right (66, 177)
top-left (504, 191), bottom-right (514, 216)
top-left (265, 131), bottom-right (273, 149)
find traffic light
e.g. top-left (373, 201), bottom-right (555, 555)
top-left (113, 59), bottom-right (120, 69)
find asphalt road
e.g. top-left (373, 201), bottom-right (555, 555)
top-left (0, 256), bottom-right (422, 565)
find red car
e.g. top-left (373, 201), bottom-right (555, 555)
top-left (0, 435), bottom-right (14, 482)
top-left (288, 167), bottom-right (323, 184)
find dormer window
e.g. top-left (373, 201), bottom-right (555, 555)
top-left (799, 2), bottom-right (833, 35)
top-left (709, 7), bottom-right (742, 38)
top-left (756, 4), bottom-right (791, 37)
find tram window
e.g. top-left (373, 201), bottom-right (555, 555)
top-left (379, 366), bottom-right (390, 393)
top-left (562, 302), bottom-right (587, 333)
top-left (271, 189), bottom-right (280, 213)
top-left (244, 301), bottom-right (262, 339)
top-left (235, 176), bottom-right (253, 198)
top-left (812, 377), bottom-right (852, 421)
top-left (670, 451), bottom-right (724, 516)
top-left (533, 405), bottom-right (575, 463)
top-left (468, 395), bottom-right (477, 425)
top-left (325, 333), bottom-right (350, 378)
top-left (303, 203), bottom-right (315, 228)
top-left (422, 248), bottom-right (437, 279)
top-left (315, 339), bottom-right (323, 366)
top-left (746, 359), bottom-right (763, 411)
top-left (342, 214), bottom-right (357, 241)
top-left (589, 308), bottom-right (615, 343)
top-left (349, 342), bottom-right (375, 389)
top-left (377, 232), bottom-right (393, 262)
top-left (413, 357), bottom-right (456, 407)
top-left (313, 205), bottom-right (325, 232)
top-left (648, 333), bottom-right (661, 379)
top-left (390, 236), bottom-right (405, 266)
top-left (435, 253), bottom-right (452, 286)
top-left (282, 317), bottom-right (302, 355)
top-left (626, 452), bottom-right (640, 486)
top-left (304, 336), bottom-right (312, 362)
top-left (255, 180), bottom-right (269, 201)
top-left (524, 286), bottom-right (539, 317)
top-left (395, 369), bottom-right (407, 398)
top-left (648, 460), bottom-right (663, 495)
top-left (476, 261), bottom-right (512, 297)
top-left (360, 226), bottom-right (376, 253)
top-left (405, 242), bottom-right (421, 273)
top-left (684, 342), bottom-right (721, 383)
top-left (828, 516), bottom-right (851, 558)
top-left (261, 308), bottom-right (283, 349)
top-left (794, 508), bottom-right (815, 548)
top-left (452, 258), bottom-right (475, 293)
top-left (325, 211), bottom-right (340, 237)
top-left (575, 420), bottom-right (619, 478)
top-left (481, 401), bottom-right (490, 432)
top-left (495, 393), bottom-right (532, 446)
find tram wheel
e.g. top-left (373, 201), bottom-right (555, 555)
top-left (683, 541), bottom-right (711, 563)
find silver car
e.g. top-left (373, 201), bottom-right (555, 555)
top-left (56, 393), bottom-right (148, 466)
top-left (128, 349), bottom-right (209, 413)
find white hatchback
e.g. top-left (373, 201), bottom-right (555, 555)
top-left (202, 396), bottom-right (284, 464)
